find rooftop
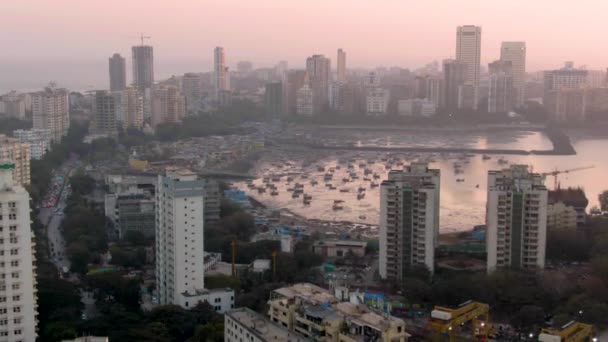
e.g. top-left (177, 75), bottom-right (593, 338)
top-left (313, 240), bottom-right (367, 248)
top-left (548, 187), bottom-right (588, 207)
top-left (272, 283), bottom-right (336, 304)
top-left (227, 308), bottom-right (309, 342)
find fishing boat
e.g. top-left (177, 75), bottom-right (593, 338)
top-left (332, 203), bottom-right (343, 210)
top-left (340, 189), bottom-right (350, 193)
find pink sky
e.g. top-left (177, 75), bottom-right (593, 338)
top-left (1, 0), bottom-right (607, 90)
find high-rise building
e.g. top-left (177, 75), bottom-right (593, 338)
top-left (337, 49), bottom-right (346, 83)
top-left (12, 129), bottom-right (52, 160)
top-left (543, 62), bottom-right (588, 95)
top-left (122, 86), bottom-right (144, 129)
top-left (488, 60), bottom-right (514, 113)
top-left (0, 135), bottom-right (30, 186)
top-left (264, 82), bottom-right (283, 118)
top-left (425, 77), bottom-right (444, 108)
top-left (379, 163), bottom-right (440, 279)
top-left (366, 88), bottom-right (390, 116)
top-left (296, 84), bottom-right (314, 116)
top-left (456, 25), bottom-right (481, 109)
top-left (306, 55), bottom-right (331, 114)
top-left (31, 85), bottom-right (69, 143)
top-left (500, 42), bottom-right (526, 107)
top-left (151, 85), bottom-right (185, 127)
top-left (0, 162), bottom-right (38, 342)
top-left (287, 70), bottom-right (309, 115)
top-left (181, 73), bottom-right (202, 112)
top-left (486, 165), bottom-right (548, 272)
top-left (109, 53), bottom-right (127, 92)
top-left (156, 168), bottom-right (234, 311)
top-left (132, 45), bottom-right (154, 92)
top-left (0, 92), bottom-right (26, 120)
top-left (442, 59), bottom-right (467, 110)
top-left (91, 90), bottom-right (117, 137)
top-left (213, 47), bottom-right (229, 100)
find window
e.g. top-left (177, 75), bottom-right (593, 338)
top-left (13, 307), bottom-right (20, 313)
top-left (7, 203), bottom-right (15, 209)
top-left (9, 238), bottom-right (17, 244)
top-left (11, 284), bottom-right (19, 290)
top-left (13, 318), bottom-right (20, 324)
top-left (11, 272), bottom-right (18, 279)
top-left (0, 320), bottom-right (5, 326)
top-left (0, 331), bottom-right (7, 336)
top-left (8, 226), bottom-right (16, 232)
top-left (11, 296), bottom-right (19, 302)
top-left (0, 308), bottom-right (7, 314)
top-left (8, 214), bottom-right (16, 221)
top-left (214, 297), bottom-right (221, 303)
top-left (14, 329), bottom-right (21, 335)
top-left (9, 249), bottom-right (17, 256)
top-left (10, 261), bottom-right (18, 267)
top-left (0, 298), bottom-right (5, 303)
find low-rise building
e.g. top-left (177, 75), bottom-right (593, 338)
top-left (397, 99), bottom-right (436, 117)
top-left (251, 259), bottom-right (271, 273)
top-left (226, 308), bottom-right (310, 342)
top-left (104, 174), bottom-right (156, 238)
top-left (0, 134), bottom-right (30, 186)
top-left (13, 128), bottom-right (52, 160)
top-left (312, 240), bottom-right (367, 258)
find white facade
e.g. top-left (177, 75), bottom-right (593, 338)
top-left (12, 129), bottom-right (51, 160)
top-left (486, 165), bottom-right (548, 272)
top-left (500, 42), bottom-right (526, 107)
top-left (296, 84), bottom-right (313, 116)
top-left (366, 88), bottom-right (389, 115)
top-left (456, 25), bottom-right (481, 109)
top-left (31, 86), bottom-right (69, 143)
top-left (398, 99), bottom-right (436, 117)
top-left (379, 163), bottom-right (440, 278)
top-left (213, 47), bottom-right (229, 100)
top-left (0, 136), bottom-right (30, 186)
top-left (177, 287), bottom-right (234, 313)
top-left (0, 163), bottom-right (38, 342)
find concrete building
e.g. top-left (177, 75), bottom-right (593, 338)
top-left (265, 82), bottom-right (283, 118)
top-left (426, 77), bottom-right (444, 109)
top-left (306, 55), bottom-right (331, 114)
top-left (380, 163), bottom-right (440, 278)
top-left (12, 129), bottom-right (52, 160)
top-left (312, 240), bottom-right (367, 258)
top-left (500, 42), bottom-right (526, 107)
top-left (543, 62), bottom-right (588, 105)
top-left (213, 47), bottom-right (229, 100)
top-left (181, 72), bottom-right (202, 112)
top-left (456, 25), bottom-right (482, 109)
top-left (155, 168), bottom-right (234, 311)
top-left (0, 92), bottom-right (26, 120)
top-left (488, 60), bottom-right (514, 113)
top-left (287, 70), bottom-right (309, 115)
top-left (548, 188), bottom-right (588, 227)
top-left (132, 45), bottom-right (154, 92)
top-left (398, 99), bottom-right (436, 117)
top-left (443, 59), bottom-right (468, 110)
top-left (337, 49), bottom-right (346, 83)
top-left (366, 88), bottom-right (390, 116)
top-left (486, 165), bottom-right (548, 272)
top-left (0, 135), bottom-right (30, 186)
top-left (151, 85), bottom-right (185, 127)
top-left (202, 179), bottom-right (221, 227)
top-left (547, 202), bottom-right (578, 231)
top-left (544, 88), bottom-right (587, 122)
top-left (109, 53), bottom-right (127, 92)
top-left (296, 84), bottom-right (314, 116)
top-left (0, 162), bottom-right (38, 342)
top-left (236, 61), bottom-right (253, 74)
top-left (226, 308), bottom-right (308, 342)
top-left (121, 86), bottom-right (144, 129)
top-left (91, 90), bottom-right (117, 137)
top-left (32, 86), bottom-right (70, 143)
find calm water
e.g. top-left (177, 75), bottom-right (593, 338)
top-left (238, 130), bottom-right (608, 233)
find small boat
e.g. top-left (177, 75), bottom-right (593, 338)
top-left (456, 178), bottom-right (465, 182)
top-left (358, 187), bottom-right (366, 192)
top-left (342, 178), bottom-right (350, 183)
top-left (370, 182), bottom-right (379, 188)
top-left (287, 176), bottom-right (294, 182)
top-left (325, 183), bottom-right (333, 188)
top-left (340, 189), bottom-right (349, 193)
top-left (317, 166), bottom-right (325, 172)
top-left (357, 193), bottom-right (365, 200)
top-left (310, 180), bottom-right (318, 186)
top-left (334, 200), bottom-right (344, 204)
top-left (363, 177), bottom-right (371, 182)
top-left (271, 190), bottom-right (279, 196)
top-left (482, 155), bottom-right (491, 160)
top-left (359, 215), bottom-right (367, 220)
top-left (303, 200), bottom-right (311, 205)
top-left (332, 204), bottom-right (343, 210)
top-left (329, 185), bottom-right (337, 190)
top-left (292, 193), bottom-right (300, 198)
top-left (257, 187), bottom-right (266, 193)
top-left (271, 176), bottom-right (281, 182)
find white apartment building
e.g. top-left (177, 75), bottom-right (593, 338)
top-left (486, 165), bottom-right (548, 272)
top-left (0, 162), bottom-right (38, 342)
top-left (500, 42), bottom-right (526, 107)
top-left (398, 99), bottom-right (436, 117)
top-left (366, 88), bottom-right (390, 116)
top-left (296, 84), bottom-right (314, 116)
top-left (225, 308), bottom-right (308, 342)
top-left (31, 86), bottom-right (69, 143)
top-left (0, 136), bottom-right (30, 186)
top-left (213, 47), bottom-right (229, 100)
top-left (380, 163), bottom-right (440, 279)
top-left (12, 129), bottom-right (51, 160)
top-left (155, 168), bottom-right (234, 312)
top-left (456, 25), bottom-right (482, 109)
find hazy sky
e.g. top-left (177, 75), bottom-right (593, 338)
top-left (2, 0), bottom-right (608, 91)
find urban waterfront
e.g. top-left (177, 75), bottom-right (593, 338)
top-left (237, 129), bottom-right (608, 232)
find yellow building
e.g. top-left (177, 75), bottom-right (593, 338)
top-left (0, 134), bottom-right (30, 186)
top-left (547, 202), bottom-right (578, 230)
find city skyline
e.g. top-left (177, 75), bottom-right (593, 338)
top-left (3, 1), bottom-right (608, 91)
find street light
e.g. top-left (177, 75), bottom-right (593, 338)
top-left (480, 322), bottom-right (485, 327)
top-left (592, 338), bottom-right (597, 342)
top-left (529, 333), bottom-right (534, 339)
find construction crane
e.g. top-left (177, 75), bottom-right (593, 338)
top-left (139, 33), bottom-right (151, 46)
top-left (230, 240), bottom-right (236, 277)
top-left (426, 300), bottom-right (491, 342)
top-left (541, 166), bottom-right (595, 190)
top-left (538, 321), bottom-right (596, 342)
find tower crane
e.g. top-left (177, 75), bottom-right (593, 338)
top-left (541, 166), bottom-right (595, 190)
top-left (139, 33), bottom-right (151, 46)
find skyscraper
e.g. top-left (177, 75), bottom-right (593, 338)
top-left (31, 85), bottom-right (70, 143)
top-left (109, 53), bottom-right (127, 92)
top-left (456, 25), bottom-right (481, 109)
top-left (486, 165), bottom-right (548, 272)
top-left (337, 49), bottom-right (346, 83)
top-left (91, 90), bottom-right (117, 137)
top-left (500, 42), bottom-right (526, 107)
top-left (488, 60), bottom-right (514, 113)
top-left (296, 84), bottom-right (314, 116)
top-left (287, 70), bottom-right (309, 115)
top-left (213, 47), bottom-right (229, 100)
top-left (132, 45), bottom-right (154, 92)
top-left (442, 59), bottom-right (467, 110)
top-left (181, 73), bottom-right (203, 112)
top-left (151, 85), bottom-right (185, 127)
top-left (122, 86), bottom-right (144, 129)
top-left (264, 82), bottom-right (283, 118)
top-left (379, 162), bottom-right (440, 279)
top-left (306, 55), bottom-right (331, 114)
top-left (0, 162), bottom-right (38, 342)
